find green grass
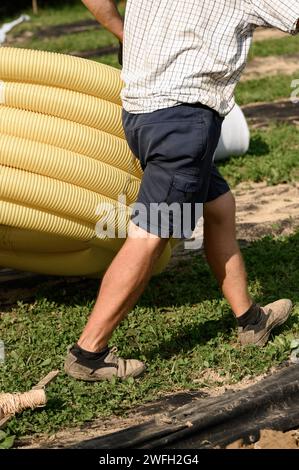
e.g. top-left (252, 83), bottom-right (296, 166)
top-left (3, 3), bottom-right (94, 29)
top-left (92, 54), bottom-right (121, 68)
top-left (236, 73), bottom-right (299, 106)
top-left (13, 29), bottom-right (118, 55)
top-left (219, 124), bottom-right (299, 186)
top-left (4, 1), bottom-right (124, 68)
top-left (250, 35), bottom-right (299, 59)
top-left (1, 233), bottom-right (299, 439)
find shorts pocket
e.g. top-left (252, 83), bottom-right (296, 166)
top-left (166, 173), bottom-right (201, 205)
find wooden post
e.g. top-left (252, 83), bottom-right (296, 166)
top-left (32, 0), bottom-right (38, 15)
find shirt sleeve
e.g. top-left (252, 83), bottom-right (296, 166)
top-left (249, 0), bottom-right (299, 34)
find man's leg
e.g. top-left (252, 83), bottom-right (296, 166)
top-left (203, 191), bottom-right (252, 317)
top-left (78, 225), bottom-right (168, 353)
top-left (203, 190), bottom-right (292, 345)
top-left (64, 225), bottom-right (168, 381)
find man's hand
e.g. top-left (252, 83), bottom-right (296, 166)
top-left (82, 0), bottom-right (123, 42)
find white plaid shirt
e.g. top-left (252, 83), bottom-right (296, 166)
top-left (121, 0), bottom-right (299, 115)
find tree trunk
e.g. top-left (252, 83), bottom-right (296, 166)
top-left (32, 0), bottom-right (38, 15)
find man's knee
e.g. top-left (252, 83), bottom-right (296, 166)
top-left (127, 222), bottom-right (169, 258)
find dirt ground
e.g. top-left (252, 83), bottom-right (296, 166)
top-left (243, 54), bottom-right (299, 81)
top-left (169, 180), bottom-right (299, 268)
top-left (227, 429), bottom-right (299, 449)
top-left (243, 100), bottom-right (299, 128)
top-left (253, 27), bottom-right (287, 42)
top-left (235, 182), bottom-right (299, 240)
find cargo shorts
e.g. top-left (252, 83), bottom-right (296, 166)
top-left (122, 102), bottom-right (230, 238)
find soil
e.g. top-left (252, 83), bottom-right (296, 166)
top-left (69, 45), bottom-right (118, 59)
top-left (227, 429), bottom-right (299, 449)
top-left (235, 181), bottom-right (299, 241)
top-left (244, 27), bottom-right (299, 92)
top-left (0, 276), bottom-right (93, 310)
top-left (253, 27), bottom-right (287, 42)
top-left (242, 99), bottom-right (299, 128)
top-left (242, 54), bottom-right (299, 82)
top-left (168, 181), bottom-right (299, 267)
top-left (37, 19), bottom-right (100, 38)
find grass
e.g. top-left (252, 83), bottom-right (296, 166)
top-left (92, 53), bottom-right (121, 68)
top-left (236, 73), bottom-right (299, 106)
top-left (219, 124), bottom-right (299, 186)
top-left (251, 35), bottom-right (299, 59)
top-left (4, 2), bottom-right (120, 28)
top-left (4, 1), bottom-right (124, 68)
top-left (2, 4), bottom-right (93, 31)
top-left (12, 29), bottom-right (119, 55)
top-left (1, 233), bottom-right (299, 438)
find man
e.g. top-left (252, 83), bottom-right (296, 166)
top-left (64, 0), bottom-right (299, 381)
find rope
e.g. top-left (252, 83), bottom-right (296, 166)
top-left (0, 389), bottom-right (46, 419)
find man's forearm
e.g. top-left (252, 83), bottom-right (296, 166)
top-left (82, 0), bottom-right (123, 41)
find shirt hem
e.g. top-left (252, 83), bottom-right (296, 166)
top-left (121, 97), bottom-right (234, 117)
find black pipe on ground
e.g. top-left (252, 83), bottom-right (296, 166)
top-left (71, 364), bottom-right (299, 449)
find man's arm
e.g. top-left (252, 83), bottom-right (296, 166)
top-left (82, 0), bottom-right (123, 42)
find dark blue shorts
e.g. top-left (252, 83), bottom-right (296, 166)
top-left (122, 103), bottom-right (230, 238)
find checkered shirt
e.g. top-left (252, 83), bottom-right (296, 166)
top-left (121, 0), bottom-right (299, 115)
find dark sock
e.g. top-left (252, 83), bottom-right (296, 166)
top-left (71, 343), bottom-right (109, 367)
top-left (237, 303), bottom-right (264, 328)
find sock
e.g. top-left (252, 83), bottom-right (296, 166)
top-left (237, 303), bottom-right (264, 328)
top-left (71, 343), bottom-right (109, 367)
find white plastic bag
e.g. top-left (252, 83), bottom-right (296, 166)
top-left (215, 103), bottom-right (250, 161)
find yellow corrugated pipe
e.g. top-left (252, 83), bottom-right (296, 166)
top-left (3, 81), bottom-right (125, 138)
top-left (0, 47), bottom-right (123, 104)
top-left (0, 134), bottom-right (140, 204)
top-left (0, 47), bottom-right (173, 277)
top-left (0, 107), bottom-right (142, 178)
